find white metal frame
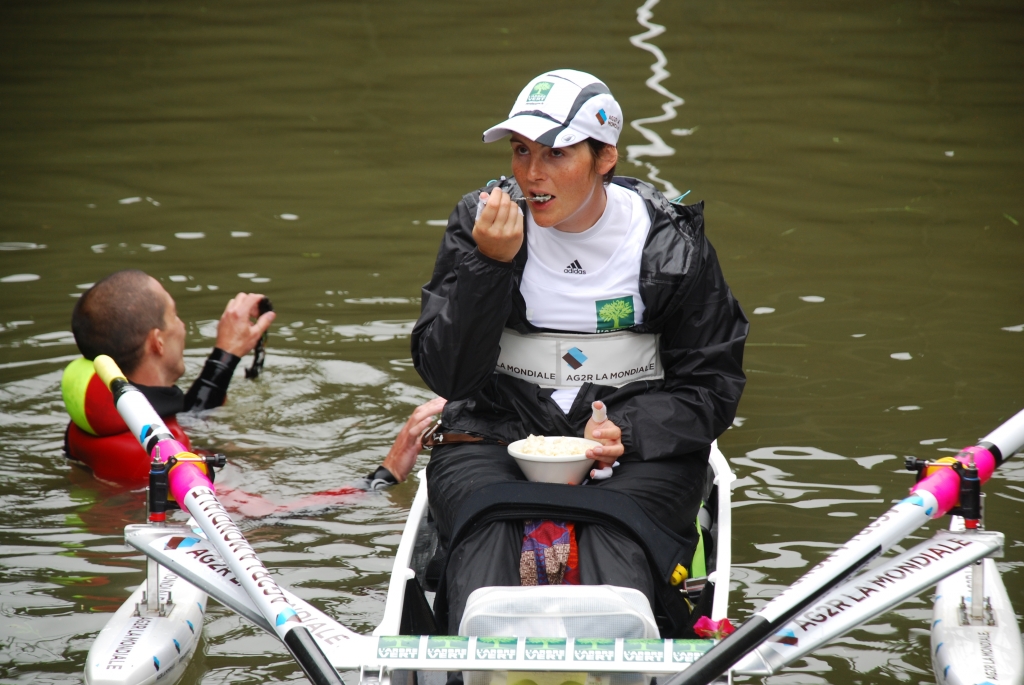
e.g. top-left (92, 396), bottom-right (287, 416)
top-left (708, 440), bottom-right (734, 621)
top-left (375, 467), bottom-right (431, 636)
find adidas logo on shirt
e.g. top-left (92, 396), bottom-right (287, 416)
top-left (564, 259), bottom-right (586, 275)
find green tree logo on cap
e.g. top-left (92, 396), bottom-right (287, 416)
top-left (527, 81), bottom-right (554, 103)
top-left (596, 296), bottom-right (635, 330)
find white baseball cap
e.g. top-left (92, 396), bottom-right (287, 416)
top-left (482, 69), bottom-right (623, 148)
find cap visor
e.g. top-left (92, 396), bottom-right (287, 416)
top-left (482, 115), bottom-right (561, 144)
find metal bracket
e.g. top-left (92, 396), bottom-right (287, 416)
top-left (358, 665), bottom-right (391, 685)
top-left (134, 557), bottom-right (173, 617)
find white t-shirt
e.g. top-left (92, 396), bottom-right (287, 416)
top-left (519, 183), bottom-right (652, 412)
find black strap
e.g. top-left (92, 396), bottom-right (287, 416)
top-left (979, 441), bottom-right (1004, 466)
top-left (450, 482), bottom-right (695, 581)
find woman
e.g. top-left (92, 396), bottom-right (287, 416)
top-left (412, 69), bottom-right (748, 635)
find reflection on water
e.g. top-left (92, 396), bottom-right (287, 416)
top-left (343, 297), bottom-right (416, 305)
top-left (0, 243), bottom-right (47, 252)
top-left (1, 0), bottom-right (1022, 682)
top-left (0, 274), bottom-right (41, 283)
top-left (733, 446), bottom-right (884, 509)
top-left (627, 0), bottom-right (685, 197)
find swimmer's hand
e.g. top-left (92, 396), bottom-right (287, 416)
top-left (382, 397), bottom-right (447, 483)
top-left (473, 187), bottom-right (524, 263)
top-left (216, 292), bottom-right (277, 357)
top-left (585, 401), bottom-right (623, 466)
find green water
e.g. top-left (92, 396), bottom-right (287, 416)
top-left (1, 0), bottom-right (1022, 682)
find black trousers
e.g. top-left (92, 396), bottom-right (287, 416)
top-left (425, 443), bottom-right (708, 634)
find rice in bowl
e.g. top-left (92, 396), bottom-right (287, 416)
top-left (518, 434), bottom-right (591, 457)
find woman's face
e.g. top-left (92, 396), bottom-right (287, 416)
top-left (510, 135), bottom-right (617, 232)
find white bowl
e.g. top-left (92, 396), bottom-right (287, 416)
top-left (507, 436), bottom-right (600, 485)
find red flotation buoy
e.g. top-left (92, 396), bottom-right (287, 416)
top-left (61, 358), bottom-right (191, 485)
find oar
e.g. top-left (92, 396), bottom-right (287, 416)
top-left (92, 354), bottom-right (344, 685)
top-left (663, 406), bottom-right (1024, 685)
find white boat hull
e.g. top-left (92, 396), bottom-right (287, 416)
top-left (85, 570), bottom-right (206, 685)
top-left (932, 556), bottom-right (1024, 685)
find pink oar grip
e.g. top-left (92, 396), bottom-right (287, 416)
top-left (169, 464), bottom-right (213, 509)
top-left (909, 446), bottom-right (996, 518)
top-left (911, 467), bottom-right (959, 516)
top-left (960, 446), bottom-right (997, 481)
top-left (154, 438), bottom-right (188, 462)
top-left (151, 437), bottom-right (215, 513)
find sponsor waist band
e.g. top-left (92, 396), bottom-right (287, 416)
top-left (495, 328), bottom-right (662, 388)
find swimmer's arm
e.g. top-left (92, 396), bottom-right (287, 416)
top-left (361, 398), bottom-right (447, 489)
top-left (182, 348), bottom-right (240, 410)
top-left (380, 397), bottom-right (446, 482)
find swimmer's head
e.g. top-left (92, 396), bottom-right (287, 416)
top-left (72, 270), bottom-right (174, 376)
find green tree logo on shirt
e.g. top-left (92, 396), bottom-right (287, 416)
top-left (596, 296), bottom-right (635, 330)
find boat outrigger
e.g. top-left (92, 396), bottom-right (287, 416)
top-left (84, 353), bottom-right (1024, 685)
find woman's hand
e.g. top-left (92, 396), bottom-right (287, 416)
top-left (472, 187), bottom-right (523, 263)
top-left (585, 414), bottom-right (624, 466)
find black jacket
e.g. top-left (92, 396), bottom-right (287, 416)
top-left (411, 176), bottom-right (748, 461)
